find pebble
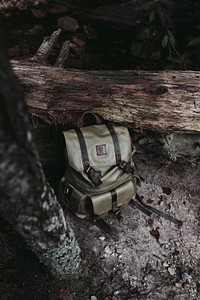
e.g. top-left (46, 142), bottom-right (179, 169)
top-left (91, 296), bottom-right (97, 300)
top-left (115, 246), bottom-right (123, 254)
top-left (168, 267), bottom-right (176, 276)
top-left (163, 261), bottom-right (169, 267)
top-left (158, 238), bottom-right (168, 246)
top-left (174, 240), bottom-right (181, 247)
top-left (57, 16), bottom-right (79, 32)
top-left (113, 290), bottom-right (120, 295)
top-left (175, 282), bottom-right (182, 288)
top-left (104, 245), bottom-right (112, 255)
top-left (99, 236), bottom-right (105, 241)
top-left (122, 272), bottom-right (129, 281)
top-left (182, 272), bottom-right (192, 284)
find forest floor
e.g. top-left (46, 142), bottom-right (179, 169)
top-left (1, 151), bottom-right (200, 300)
top-left (0, 1), bottom-right (200, 300)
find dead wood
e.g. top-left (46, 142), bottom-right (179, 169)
top-left (12, 60), bottom-right (200, 133)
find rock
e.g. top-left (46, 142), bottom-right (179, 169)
top-left (99, 236), bottom-right (105, 241)
top-left (57, 16), bottom-right (79, 32)
top-left (175, 282), bottom-right (182, 288)
top-left (104, 245), bottom-right (112, 255)
top-left (122, 272), bottom-right (129, 281)
top-left (174, 240), bottom-right (181, 247)
top-left (182, 272), bottom-right (192, 284)
top-left (158, 238), bottom-right (168, 246)
top-left (91, 296), bottom-right (97, 300)
top-left (115, 246), bottom-right (123, 254)
top-left (168, 267), bottom-right (176, 276)
top-left (163, 262), bottom-right (169, 267)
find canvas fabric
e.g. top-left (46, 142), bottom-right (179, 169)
top-left (60, 123), bottom-right (137, 218)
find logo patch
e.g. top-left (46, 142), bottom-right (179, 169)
top-left (96, 144), bottom-right (107, 156)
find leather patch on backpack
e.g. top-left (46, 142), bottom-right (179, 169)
top-left (96, 144), bottom-right (107, 156)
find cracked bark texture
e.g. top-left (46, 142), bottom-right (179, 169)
top-left (0, 49), bottom-right (81, 279)
top-left (12, 60), bottom-right (200, 132)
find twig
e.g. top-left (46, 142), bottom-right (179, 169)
top-left (34, 28), bottom-right (61, 63)
top-left (55, 40), bottom-right (70, 68)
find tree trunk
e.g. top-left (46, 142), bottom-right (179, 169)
top-left (12, 60), bottom-right (200, 132)
top-left (0, 50), bottom-right (81, 279)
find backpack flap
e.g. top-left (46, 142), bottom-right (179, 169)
top-left (63, 124), bottom-right (135, 192)
top-left (91, 179), bottom-right (136, 216)
top-left (63, 124), bottom-right (132, 171)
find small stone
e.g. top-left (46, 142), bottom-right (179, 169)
top-left (104, 245), bottom-right (112, 255)
top-left (57, 16), bottom-right (79, 32)
top-left (158, 238), bottom-right (168, 246)
top-left (168, 267), bottom-right (176, 276)
top-left (174, 240), bottom-right (181, 247)
top-left (182, 272), bottom-right (192, 284)
top-left (163, 261), bottom-right (169, 267)
top-left (91, 296), bottom-right (97, 300)
top-left (99, 236), bottom-right (105, 241)
top-left (113, 290), bottom-right (120, 295)
top-left (175, 282), bottom-right (182, 288)
top-left (122, 272), bottom-right (129, 281)
top-left (115, 246), bottom-right (123, 254)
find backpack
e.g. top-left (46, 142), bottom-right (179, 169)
top-left (59, 112), bottom-right (138, 219)
top-left (59, 112), bottom-right (183, 229)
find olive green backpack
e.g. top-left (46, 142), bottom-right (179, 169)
top-left (60, 112), bottom-right (137, 219)
top-left (60, 112), bottom-right (182, 228)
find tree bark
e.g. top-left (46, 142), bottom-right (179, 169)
top-left (12, 60), bottom-right (200, 132)
top-left (0, 50), bottom-right (81, 279)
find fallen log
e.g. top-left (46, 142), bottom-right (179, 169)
top-left (12, 60), bottom-right (200, 133)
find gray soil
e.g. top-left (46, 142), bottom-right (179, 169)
top-left (66, 151), bottom-right (200, 300)
top-left (0, 148), bottom-right (200, 300)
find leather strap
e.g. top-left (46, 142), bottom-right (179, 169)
top-left (131, 196), bottom-right (183, 226)
top-left (110, 189), bottom-right (118, 213)
top-left (131, 197), bottom-right (152, 217)
top-left (75, 128), bottom-right (90, 170)
top-left (106, 123), bottom-right (121, 163)
top-left (77, 112), bottom-right (103, 127)
top-left (75, 128), bottom-right (102, 187)
top-left (88, 217), bottom-right (112, 234)
top-left (106, 123), bottom-right (134, 174)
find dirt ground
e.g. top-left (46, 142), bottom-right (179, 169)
top-left (0, 1), bottom-right (200, 300)
top-left (65, 152), bottom-right (200, 300)
top-left (1, 150), bottom-right (200, 300)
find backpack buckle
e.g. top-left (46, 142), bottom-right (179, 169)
top-left (85, 166), bottom-right (102, 187)
top-left (118, 160), bottom-right (134, 173)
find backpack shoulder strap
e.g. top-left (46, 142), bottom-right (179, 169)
top-left (131, 195), bottom-right (183, 226)
top-left (74, 127), bottom-right (102, 187)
